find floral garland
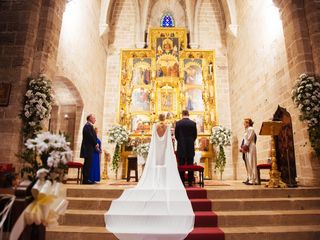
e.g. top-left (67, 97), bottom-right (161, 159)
top-left (19, 74), bottom-right (54, 139)
top-left (25, 132), bottom-right (72, 181)
top-left (292, 73), bottom-right (320, 156)
top-left (210, 125), bottom-right (232, 178)
top-left (107, 125), bottom-right (129, 173)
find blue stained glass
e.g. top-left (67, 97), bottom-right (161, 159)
top-left (161, 13), bottom-right (175, 27)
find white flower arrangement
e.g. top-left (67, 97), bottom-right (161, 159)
top-left (133, 143), bottom-right (150, 159)
top-left (209, 125), bottom-right (231, 179)
top-left (107, 125), bottom-right (129, 174)
top-left (292, 73), bottom-right (320, 156)
top-left (25, 132), bottom-right (72, 171)
top-left (292, 73), bottom-right (320, 127)
top-left (107, 125), bottom-right (129, 145)
top-left (209, 125), bottom-right (232, 146)
top-left (20, 74), bottom-right (54, 138)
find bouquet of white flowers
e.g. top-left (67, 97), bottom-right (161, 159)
top-left (107, 125), bottom-right (129, 174)
top-left (292, 73), bottom-right (320, 127)
top-left (133, 143), bottom-right (150, 159)
top-left (108, 125), bottom-right (129, 145)
top-left (25, 132), bottom-right (73, 181)
top-left (209, 125), bottom-right (232, 180)
top-left (210, 125), bottom-right (231, 146)
top-left (20, 74), bottom-right (54, 138)
top-left (292, 73), bottom-right (320, 156)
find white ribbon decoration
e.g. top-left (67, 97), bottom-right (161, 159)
top-left (9, 169), bottom-right (68, 240)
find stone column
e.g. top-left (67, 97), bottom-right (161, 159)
top-left (32, 0), bottom-right (66, 79)
top-left (274, 0), bottom-right (315, 78)
top-left (304, 0), bottom-right (320, 74)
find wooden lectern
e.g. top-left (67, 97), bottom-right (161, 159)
top-left (259, 121), bottom-right (286, 188)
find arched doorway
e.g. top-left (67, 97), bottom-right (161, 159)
top-left (273, 105), bottom-right (297, 187)
top-left (50, 76), bottom-right (84, 153)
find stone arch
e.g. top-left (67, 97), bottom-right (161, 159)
top-left (51, 76), bottom-right (84, 152)
top-left (148, 0), bottom-right (186, 28)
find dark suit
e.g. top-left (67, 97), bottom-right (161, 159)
top-left (80, 122), bottom-right (97, 184)
top-left (175, 118), bottom-right (197, 184)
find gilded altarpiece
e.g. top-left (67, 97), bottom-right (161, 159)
top-left (118, 28), bottom-right (217, 179)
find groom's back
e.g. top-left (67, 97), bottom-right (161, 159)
top-left (175, 118), bottom-right (197, 138)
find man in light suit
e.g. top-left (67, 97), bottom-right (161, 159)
top-left (175, 110), bottom-right (197, 186)
top-left (80, 114), bottom-right (98, 184)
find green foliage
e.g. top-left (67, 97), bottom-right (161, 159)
top-left (215, 145), bottom-right (226, 173)
top-left (112, 144), bottom-right (121, 173)
top-left (308, 125), bottom-right (320, 157)
top-left (18, 149), bottom-right (38, 181)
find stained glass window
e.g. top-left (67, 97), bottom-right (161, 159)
top-left (160, 13), bottom-right (175, 27)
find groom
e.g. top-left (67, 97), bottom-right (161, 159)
top-left (80, 114), bottom-right (98, 184)
top-left (175, 110), bottom-right (197, 186)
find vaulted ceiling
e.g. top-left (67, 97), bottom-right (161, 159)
top-left (99, 0), bottom-right (237, 49)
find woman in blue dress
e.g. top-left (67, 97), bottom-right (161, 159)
top-left (89, 127), bottom-right (101, 183)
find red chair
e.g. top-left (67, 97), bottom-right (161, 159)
top-left (178, 165), bottom-right (204, 187)
top-left (66, 162), bottom-right (83, 184)
top-left (257, 163), bottom-right (272, 185)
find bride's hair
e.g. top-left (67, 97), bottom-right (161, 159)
top-left (158, 113), bottom-right (165, 122)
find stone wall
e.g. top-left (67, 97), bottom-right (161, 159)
top-left (228, 0), bottom-right (320, 185)
top-left (56, 0), bottom-right (107, 160)
top-left (198, 0), bottom-right (232, 179)
top-left (0, 0), bottom-right (65, 165)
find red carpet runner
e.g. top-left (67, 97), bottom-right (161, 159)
top-left (185, 187), bottom-right (225, 240)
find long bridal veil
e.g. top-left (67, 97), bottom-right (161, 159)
top-left (105, 124), bottom-right (195, 240)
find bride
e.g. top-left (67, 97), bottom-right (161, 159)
top-left (105, 114), bottom-right (195, 240)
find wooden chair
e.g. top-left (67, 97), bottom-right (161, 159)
top-left (66, 162), bottom-right (83, 184)
top-left (178, 165), bottom-right (204, 187)
top-left (127, 157), bottom-right (138, 182)
top-left (257, 163), bottom-right (272, 185)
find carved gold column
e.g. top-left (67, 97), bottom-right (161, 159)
top-left (266, 134), bottom-right (286, 188)
top-left (204, 157), bottom-right (209, 179)
top-left (102, 150), bottom-right (110, 180)
top-left (260, 121), bottom-right (286, 188)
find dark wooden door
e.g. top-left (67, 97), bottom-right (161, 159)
top-left (273, 106), bottom-right (297, 187)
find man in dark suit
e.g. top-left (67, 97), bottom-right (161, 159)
top-left (175, 110), bottom-right (197, 186)
top-left (80, 114), bottom-right (98, 184)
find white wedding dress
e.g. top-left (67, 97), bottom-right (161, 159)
top-left (105, 124), bottom-right (195, 240)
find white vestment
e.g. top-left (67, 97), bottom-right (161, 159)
top-left (244, 126), bottom-right (258, 184)
top-left (105, 124), bottom-right (195, 240)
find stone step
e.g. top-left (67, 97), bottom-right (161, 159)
top-left (59, 209), bottom-right (320, 227)
top-left (66, 186), bottom-right (320, 199)
top-left (206, 188), bottom-right (320, 199)
top-left (217, 209), bottom-right (320, 227)
top-left (67, 196), bottom-right (320, 212)
top-left (67, 197), bottom-right (212, 212)
top-left (222, 225), bottom-right (320, 240)
top-left (60, 210), bottom-right (216, 227)
top-left (211, 197), bottom-right (320, 211)
top-left (67, 187), bottom-right (123, 198)
top-left (46, 225), bottom-right (320, 240)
